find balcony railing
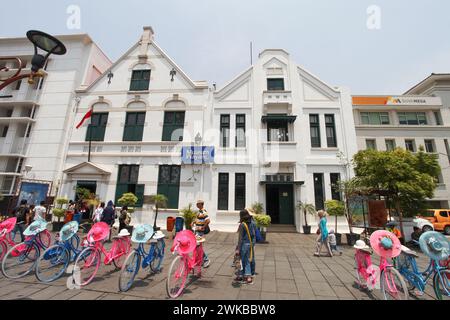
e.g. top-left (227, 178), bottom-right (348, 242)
top-left (262, 141), bottom-right (298, 164)
top-left (263, 91), bottom-right (292, 106)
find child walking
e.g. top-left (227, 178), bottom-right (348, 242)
top-left (328, 229), bottom-right (343, 255)
top-left (235, 209), bottom-right (256, 285)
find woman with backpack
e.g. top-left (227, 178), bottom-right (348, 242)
top-left (235, 209), bottom-right (257, 285)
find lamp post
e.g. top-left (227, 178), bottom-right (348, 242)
top-left (0, 30), bottom-right (67, 91)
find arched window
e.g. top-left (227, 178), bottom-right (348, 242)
top-left (130, 64), bottom-right (151, 91)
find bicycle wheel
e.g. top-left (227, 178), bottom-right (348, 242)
top-left (73, 247), bottom-right (100, 286)
top-left (0, 241), bottom-right (7, 261)
top-left (2, 242), bottom-right (39, 279)
top-left (166, 255), bottom-right (188, 299)
top-left (118, 250), bottom-right (141, 292)
top-left (433, 270), bottom-right (450, 300)
top-left (112, 239), bottom-right (130, 269)
top-left (150, 240), bottom-right (165, 273)
top-left (35, 244), bottom-right (70, 283)
top-left (380, 267), bottom-right (409, 300)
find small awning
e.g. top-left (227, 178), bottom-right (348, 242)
top-left (261, 115), bottom-right (297, 123)
top-left (259, 181), bottom-right (305, 186)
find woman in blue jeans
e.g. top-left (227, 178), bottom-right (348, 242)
top-left (235, 209), bottom-right (256, 284)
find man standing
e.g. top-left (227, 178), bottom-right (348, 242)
top-left (193, 200), bottom-right (211, 268)
top-left (101, 201), bottom-right (116, 242)
top-left (12, 200), bottom-right (29, 242)
top-left (33, 201), bottom-right (47, 221)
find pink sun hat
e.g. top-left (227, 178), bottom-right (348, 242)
top-left (172, 230), bottom-right (197, 255)
top-left (0, 217), bottom-right (17, 234)
top-left (87, 222), bottom-right (110, 242)
top-left (370, 230), bottom-right (402, 259)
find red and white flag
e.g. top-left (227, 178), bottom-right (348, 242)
top-left (76, 108), bottom-right (93, 129)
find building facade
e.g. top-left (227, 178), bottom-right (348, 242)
top-left (352, 95), bottom-right (450, 208)
top-left (0, 34), bottom-right (111, 212)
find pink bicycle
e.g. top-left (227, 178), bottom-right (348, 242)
top-left (354, 230), bottom-right (408, 300)
top-left (72, 222), bottom-right (131, 287)
top-left (166, 230), bottom-right (206, 298)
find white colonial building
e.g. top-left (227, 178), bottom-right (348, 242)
top-left (0, 34), bottom-right (111, 212)
top-left (352, 95), bottom-right (450, 208)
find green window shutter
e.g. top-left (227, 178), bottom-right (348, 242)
top-left (115, 184), bottom-right (129, 204)
top-left (135, 184), bottom-right (145, 207)
top-left (130, 70), bottom-right (151, 91)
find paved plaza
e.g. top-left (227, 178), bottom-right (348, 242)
top-left (0, 231), bottom-right (439, 300)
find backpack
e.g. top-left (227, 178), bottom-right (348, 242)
top-left (16, 206), bottom-right (28, 222)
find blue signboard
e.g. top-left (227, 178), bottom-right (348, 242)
top-left (181, 146), bottom-right (215, 164)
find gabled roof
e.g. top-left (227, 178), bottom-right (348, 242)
top-left (64, 162), bottom-right (111, 175)
top-left (405, 73), bottom-right (450, 95)
top-left (76, 37), bottom-right (208, 93)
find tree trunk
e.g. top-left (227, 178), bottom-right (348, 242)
top-left (395, 199), bottom-right (405, 241)
top-left (304, 210), bottom-right (308, 227)
top-left (345, 197), bottom-right (353, 234)
top-left (335, 215), bottom-right (338, 233)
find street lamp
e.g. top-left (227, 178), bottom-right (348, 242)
top-left (0, 30), bottom-right (67, 91)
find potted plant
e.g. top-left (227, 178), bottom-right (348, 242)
top-left (296, 202), bottom-right (316, 234)
top-left (251, 203), bottom-right (271, 242)
top-left (149, 194), bottom-right (168, 231)
top-left (118, 192), bottom-right (138, 233)
top-left (52, 198), bottom-right (68, 232)
top-left (325, 200), bottom-right (345, 245)
top-left (179, 204), bottom-right (197, 231)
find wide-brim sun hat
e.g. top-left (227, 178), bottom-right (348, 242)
top-left (245, 207), bottom-right (256, 217)
top-left (354, 240), bottom-right (371, 251)
top-left (0, 217), bottom-right (17, 234)
top-left (131, 224), bottom-right (153, 243)
top-left (173, 230), bottom-right (197, 255)
top-left (370, 230), bottom-right (402, 259)
top-left (117, 229), bottom-right (131, 237)
top-left (23, 219), bottom-right (48, 236)
top-left (196, 199), bottom-right (205, 205)
top-left (60, 221), bottom-right (79, 242)
top-left (87, 222), bottom-right (110, 242)
top-left (419, 231), bottom-right (450, 261)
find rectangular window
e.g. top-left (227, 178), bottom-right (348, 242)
top-left (162, 111), bottom-right (185, 142)
top-left (218, 173), bottom-right (229, 210)
top-left (235, 173), bottom-right (246, 211)
top-left (267, 119), bottom-right (289, 142)
top-left (314, 173), bottom-right (325, 210)
top-left (1, 126), bottom-right (8, 138)
top-left (220, 115), bottom-right (230, 147)
top-left (115, 165), bottom-right (144, 207)
top-left (445, 139), bottom-right (450, 165)
top-left (157, 165), bottom-right (181, 209)
top-left (434, 111), bottom-right (443, 125)
top-left (86, 113), bottom-right (108, 142)
top-left (366, 139), bottom-right (377, 150)
top-left (130, 70), bottom-right (151, 91)
top-left (310, 114), bottom-right (321, 148)
top-left (424, 139), bottom-right (435, 153)
top-left (330, 173), bottom-right (341, 201)
top-left (267, 78), bottom-right (285, 91)
top-left (405, 139), bottom-right (416, 152)
top-left (385, 139), bottom-right (396, 151)
top-left (123, 112), bottom-right (146, 141)
top-left (398, 112), bottom-right (427, 125)
top-left (235, 114), bottom-right (246, 147)
top-left (360, 112), bottom-right (390, 125)
top-left (325, 114), bottom-right (337, 148)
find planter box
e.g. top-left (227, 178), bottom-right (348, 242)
top-left (303, 225), bottom-right (312, 234)
top-left (345, 233), bottom-right (360, 246)
top-left (52, 222), bottom-right (65, 232)
top-left (335, 233), bottom-right (342, 245)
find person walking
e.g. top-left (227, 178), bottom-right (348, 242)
top-left (101, 200), bottom-right (116, 242)
top-left (235, 209), bottom-right (257, 285)
top-left (33, 201), bottom-right (47, 221)
top-left (93, 202), bottom-right (105, 223)
top-left (314, 210), bottom-right (333, 257)
top-left (11, 200), bottom-right (29, 242)
top-left (328, 229), bottom-right (343, 255)
top-left (119, 206), bottom-right (132, 233)
top-left (193, 200), bottom-right (211, 268)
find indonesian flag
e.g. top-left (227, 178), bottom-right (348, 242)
top-left (76, 108), bottom-right (93, 129)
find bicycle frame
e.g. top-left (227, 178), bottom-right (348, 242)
top-left (47, 234), bottom-right (81, 262)
top-left (83, 236), bottom-right (131, 265)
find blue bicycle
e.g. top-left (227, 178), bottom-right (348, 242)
top-left (1, 220), bottom-right (52, 279)
top-left (395, 233), bottom-right (450, 300)
top-left (35, 221), bottom-right (81, 283)
top-left (118, 225), bottom-right (165, 292)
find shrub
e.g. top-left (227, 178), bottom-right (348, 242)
top-left (254, 214), bottom-right (271, 228)
top-left (179, 204), bottom-right (197, 231)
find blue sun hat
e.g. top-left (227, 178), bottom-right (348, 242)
top-left (131, 224), bottom-right (154, 244)
top-left (60, 221), bottom-right (79, 242)
top-left (23, 219), bottom-right (48, 236)
top-left (419, 231), bottom-right (450, 262)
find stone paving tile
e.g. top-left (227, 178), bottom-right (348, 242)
top-left (276, 279), bottom-right (298, 294)
top-left (71, 290), bottom-right (106, 300)
top-left (310, 281), bottom-right (336, 297)
top-left (28, 285), bottom-right (68, 300)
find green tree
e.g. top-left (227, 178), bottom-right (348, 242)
top-left (149, 194), bottom-right (168, 229)
top-left (325, 200), bottom-right (345, 232)
top-left (353, 148), bottom-right (440, 238)
top-left (296, 202), bottom-right (316, 227)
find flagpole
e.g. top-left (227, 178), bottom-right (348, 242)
top-left (88, 105), bottom-right (93, 163)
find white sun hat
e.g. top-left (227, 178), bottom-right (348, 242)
top-left (354, 240), bottom-right (371, 251)
top-left (117, 229), bottom-right (131, 237)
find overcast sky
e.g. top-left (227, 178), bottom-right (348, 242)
top-left (2, 0), bottom-right (450, 94)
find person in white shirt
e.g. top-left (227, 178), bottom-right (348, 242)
top-left (33, 201), bottom-right (47, 221)
top-left (328, 229), bottom-right (343, 255)
top-left (93, 202), bottom-right (105, 223)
